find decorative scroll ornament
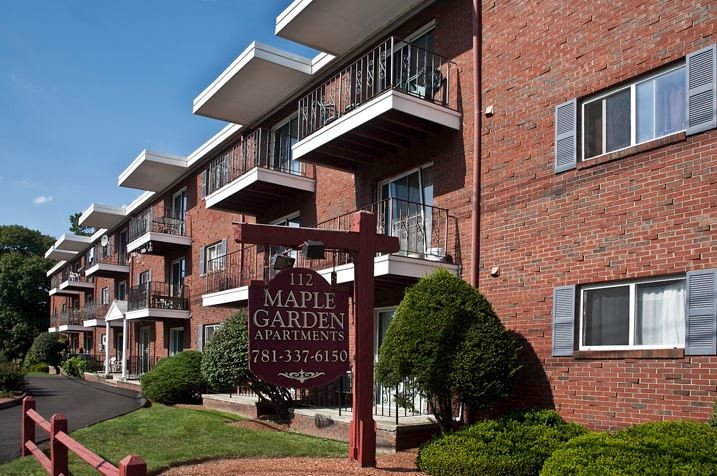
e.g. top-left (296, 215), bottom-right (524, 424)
top-left (278, 370), bottom-right (326, 384)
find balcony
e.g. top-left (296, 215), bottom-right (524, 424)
top-left (82, 303), bottom-right (122, 328)
top-left (293, 36), bottom-right (460, 171)
top-left (126, 282), bottom-right (190, 320)
top-left (79, 203), bottom-right (125, 229)
top-left (275, 0), bottom-right (429, 56)
top-left (84, 242), bottom-right (129, 279)
top-left (127, 205), bottom-right (192, 255)
top-left (202, 197), bottom-right (458, 307)
top-left (204, 128), bottom-right (315, 214)
top-left (49, 273), bottom-right (80, 297)
top-left (58, 309), bottom-right (86, 332)
top-left (49, 268), bottom-right (94, 296)
top-left (118, 150), bottom-right (187, 192)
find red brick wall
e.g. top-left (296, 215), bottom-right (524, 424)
top-left (479, 0), bottom-right (717, 429)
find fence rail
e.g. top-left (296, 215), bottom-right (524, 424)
top-left (298, 35), bottom-right (455, 140)
top-left (21, 397), bottom-right (146, 476)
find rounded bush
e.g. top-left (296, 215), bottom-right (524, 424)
top-left (0, 362), bottom-right (26, 393)
top-left (201, 311), bottom-right (249, 392)
top-left (141, 351), bottom-right (206, 404)
top-left (540, 421), bottom-right (717, 475)
top-left (61, 356), bottom-right (86, 377)
top-left (24, 332), bottom-right (65, 371)
top-left (27, 362), bottom-right (49, 373)
top-left (418, 410), bottom-right (587, 476)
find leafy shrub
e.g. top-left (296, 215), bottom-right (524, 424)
top-left (24, 332), bottom-right (65, 372)
top-left (27, 362), bottom-right (49, 373)
top-left (376, 269), bottom-right (521, 431)
top-left (201, 311), bottom-right (293, 419)
top-left (710, 401), bottom-right (717, 429)
top-left (0, 362), bottom-right (26, 393)
top-left (418, 409), bottom-right (587, 476)
top-left (540, 421), bottom-right (717, 475)
top-left (61, 357), bottom-right (86, 377)
top-left (141, 351), bottom-right (206, 404)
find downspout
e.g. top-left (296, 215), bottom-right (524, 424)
top-left (470, 0), bottom-right (482, 288)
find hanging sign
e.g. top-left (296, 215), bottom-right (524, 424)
top-left (248, 267), bottom-right (350, 388)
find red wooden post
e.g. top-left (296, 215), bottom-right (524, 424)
top-left (21, 397), bottom-right (35, 456)
top-left (349, 211), bottom-right (377, 467)
top-left (119, 454), bottom-right (147, 476)
top-left (50, 414), bottom-right (68, 476)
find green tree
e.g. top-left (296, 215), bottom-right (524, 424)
top-left (0, 226), bottom-right (54, 360)
top-left (201, 310), bottom-right (294, 419)
top-left (376, 269), bottom-right (521, 432)
top-left (24, 332), bottom-right (66, 373)
top-left (69, 212), bottom-right (94, 236)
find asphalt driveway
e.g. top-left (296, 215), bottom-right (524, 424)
top-left (0, 375), bottom-right (144, 463)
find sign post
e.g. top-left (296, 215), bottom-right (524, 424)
top-left (235, 211), bottom-right (399, 467)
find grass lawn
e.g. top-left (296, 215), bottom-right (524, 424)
top-left (0, 404), bottom-right (347, 475)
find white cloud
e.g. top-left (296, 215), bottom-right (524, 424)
top-left (33, 195), bottom-right (53, 205)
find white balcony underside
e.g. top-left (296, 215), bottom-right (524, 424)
top-left (205, 167), bottom-right (316, 211)
top-left (53, 233), bottom-right (93, 252)
top-left (85, 263), bottom-right (130, 277)
top-left (49, 288), bottom-right (82, 297)
top-left (202, 254), bottom-right (457, 307)
top-left (58, 325), bottom-right (87, 332)
top-left (45, 248), bottom-right (78, 261)
top-left (125, 309), bottom-right (191, 321)
top-left (193, 41), bottom-right (313, 125)
top-left (83, 319), bottom-right (123, 328)
top-left (118, 150), bottom-right (187, 192)
top-left (79, 203), bottom-right (126, 228)
top-left (292, 89), bottom-right (461, 163)
top-left (59, 280), bottom-right (94, 292)
top-left (275, 0), bottom-right (430, 55)
top-left (48, 327), bottom-right (57, 333)
top-left (126, 232), bottom-right (192, 253)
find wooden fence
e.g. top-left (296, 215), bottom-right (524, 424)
top-left (21, 396), bottom-right (146, 476)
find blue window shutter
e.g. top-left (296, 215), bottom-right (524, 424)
top-left (201, 170), bottom-right (207, 199)
top-left (199, 246), bottom-right (206, 276)
top-left (554, 99), bottom-right (577, 173)
top-left (685, 268), bottom-right (717, 356)
top-left (552, 285), bottom-right (575, 356)
top-left (197, 324), bottom-right (204, 352)
top-left (686, 44), bottom-right (716, 136)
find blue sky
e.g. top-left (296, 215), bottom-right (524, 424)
top-left (0, 0), bottom-right (316, 238)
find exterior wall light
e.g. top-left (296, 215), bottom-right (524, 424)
top-left (301, 240), bottom-right (325, 260)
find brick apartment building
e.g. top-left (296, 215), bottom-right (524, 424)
top-left (45, 0), bottom-right (716, 437)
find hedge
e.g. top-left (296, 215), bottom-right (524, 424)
top-left (141, 351), bottom-right (206, 404)
top-left (540, 421), bottom-right (717, 475)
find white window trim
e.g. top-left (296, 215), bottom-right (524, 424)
top-left (101, 287), bottom-right (110, 305)
top-left (406, 20), bottom-right (436, 43)
top-left (578, 275), bottom-right (687, 351)
top-left (204, 242), bottom-right (224, 273)
top-left (270, 113), bottom-right (299, 169)
top-left (269, 211), bottom-right (301, 226)
top-left (581, 63), bottom-right (686, 161)
top-left (169, 326), bottom-right (184, 356)
top-left (204, 324), bottom-right (221, 344)
top-left (374, 307), bottom-right (397, 358)
top-left (377, 162), bottom-right (434, 200)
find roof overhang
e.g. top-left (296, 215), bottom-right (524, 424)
top-left (58, 325), bottom-right (87, 333)
top-left (125, 191), bottom-right (156, 215)
top-left (125, 309), bottom-right (191, 321)
top-left (275, 0), bottom-right (430, 55)
top-left (193, 41), bottom-right (313, 124)
top-left (83, 319), bottom-right (123, 328)
top-left (105, 300), bottom-right (128, 321)
top-left (118, 150), bottom-right (187, 191)
top-left (47, 260), bottom-right (67, 277)
top-left (79, 203), bottom-right (126, 229)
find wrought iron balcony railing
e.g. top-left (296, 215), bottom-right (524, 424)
top-left (128, 206), bottom-right (188, 242)
top-left (298, 36), bottom-right (456, 140)
top-left (204, 197), bottom-right (456, 295)
top-left (127, 281), bottom-right (188, 312)
top-left (50, 274), bottom-right (61, 290)
top-left (80, 303), bottom-right (110, 321)
top-left (86, 241), bottom-right (127, 267)
top-left (60, 267), bottom-right (90, 284)
top-left (205, 128), bottom-right (312, 196)
top-left (59, 309), bottom-right (83, 327)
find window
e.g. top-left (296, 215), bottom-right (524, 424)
top-left (169, 327), bottom-right (184, 356)
top-left (205, 242), bottom-right (225, 274)
top-left (116, 281), bottom-right (127, 301)
top-left (101, 287), bottom-right (110, 305)
top-left (582, 65), bottom-right (686, 160)
top-left (271, 115), bottom-right (300, 174)
top-left (269, 213), bottom-right (300, 266)
top-left (580, 277), bottom-right (686, 350)
top-left (204, 324), bottom-right (221, 345)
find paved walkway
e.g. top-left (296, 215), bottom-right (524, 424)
top-left (0, 375), bottom-right (144, 463)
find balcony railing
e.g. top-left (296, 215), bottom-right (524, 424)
top-left (86, 242), bottom-right (127, 267)
top-left (81, 303), bottom-right (110, 321)
top-left (204, 198), bottom-right (455, 295)
top-left (50, 274), bottom-right (61, 290)
top-left (128, 206), bottom-right (188, 242)
top-left (59, 310), bottom-right (83, 327)
top-left (205, 128), bottom-right (312, 196)
top-left (127, 281), bottom-right (189, 312)
top-left (298, 36), bottom-right (456, 140)
top-left (61, 267), bottom-right (90, 284)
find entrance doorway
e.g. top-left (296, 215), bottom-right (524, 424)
top-left (139, 326), bottom-right (151, 374)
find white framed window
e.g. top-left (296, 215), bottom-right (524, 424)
top-left (100, 287), bottom-right (110, 305)
top-left (205, 242), bottom-right (225, 273)
top-left (374, 307), bottom-right (396, 358)
top-left (116, 281), bottom-right (127, 301)
top-left (269, 212), bottom-right (301, 266)
top-left (169, 327), bottom-right (184, 356)
top-left (579, 276), bottom-right (686, 350)
top-left (582, 64), bottom-right (686, 160)
top-left (204, 324), bottom-right (221, 345)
